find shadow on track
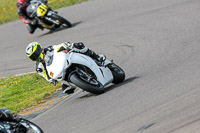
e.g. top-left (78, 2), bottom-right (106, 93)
top-left (104, 76), bottom-right (140, 93)
top-left (78, 76), bottom-right (140, 99)
top-left (37, 21), bottom-right (82, 38)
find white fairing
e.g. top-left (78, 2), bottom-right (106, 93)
top-left (69, 53), bottom-right (113, 86)
top-left (46, 45), bottom-right (68, 79)
top-left (46, 47), bottom-right (113, 86)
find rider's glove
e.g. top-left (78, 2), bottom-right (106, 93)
top-left (36, 68), bottom-right (43, 73)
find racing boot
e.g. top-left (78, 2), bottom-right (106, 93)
top-left (37, 25), bottom-right (44, 31)
top-left (73, 42), bottom-right (106, 63)
top-left (85, 49), bottom-right (106, 63)
top-left (62, 84), bottom-right (76, 94)
top-left (27, 24), bottom-right (37, 34)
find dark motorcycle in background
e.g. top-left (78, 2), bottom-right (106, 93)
top-left (0, 118), bottom-right (43, 133)
top-left (26, 0), bottom-right (72, 31)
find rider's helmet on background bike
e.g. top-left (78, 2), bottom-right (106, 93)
top-left (17, 0), bottom-right (30, 8)
top-left (26, 42), bottom-right (44, 62)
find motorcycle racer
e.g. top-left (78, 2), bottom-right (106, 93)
top-left (0, 108), bottom-right (21, 122)
top-left (0, 108), bottom-right (13, 122)
top-left (16, 0), bottom-right (47, 34)
top-left (0, 108), bottom-right (21, 132)
top-left (26, 42), bottom-right (106, 94)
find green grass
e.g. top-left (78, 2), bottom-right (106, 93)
top-left (0, 73), bottom-right (61, 113)
top-left (0, 0), bottom-right (87, 24)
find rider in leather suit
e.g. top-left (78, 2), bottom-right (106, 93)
top-left (26, 42), bottom-right (106, 94)
top-left (17, 0), bottom-right (47, 34)
top-left (0, 108), bottom-right (21, 133)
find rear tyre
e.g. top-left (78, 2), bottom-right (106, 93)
top-left (51, 14), bottom-right (72, 27)
top-left (108, 63), bottom-right (125, 84)
top-left (69, 73), bottom-right (104, 94)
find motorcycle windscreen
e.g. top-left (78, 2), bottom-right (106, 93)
top-left (26, 2), bottom-right (39, 18)
top-left (46, 51), bottom-right (68, 79)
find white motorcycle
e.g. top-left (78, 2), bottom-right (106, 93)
top-left (46, 46), bottom-right (125, 94)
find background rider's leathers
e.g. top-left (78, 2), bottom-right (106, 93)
top-left (17, 0), bottom-right (48, 33)
top-left (17, 0), bottom-right (36, 33)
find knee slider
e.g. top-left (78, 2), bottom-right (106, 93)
top-left (73, 42), bottom-right (85, 49)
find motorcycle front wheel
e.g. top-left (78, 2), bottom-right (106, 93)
top-left (69, 66), bottom-right (104, 94)
top-left (20, 119), bottom-right (44, 133)
top-left (51, 14), bottom-right (72, 28)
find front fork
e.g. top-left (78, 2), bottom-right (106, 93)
top-left (37, 11), bottom-right (59, 29)
top-left (45, 11), bottom-right (60, 25)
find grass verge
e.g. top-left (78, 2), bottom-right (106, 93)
top-left (0, 73), bottom-right (61, 113)
top-left (0, 0), bottom-right (87, 24)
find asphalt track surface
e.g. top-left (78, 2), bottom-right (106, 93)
top-left (1, 0), bottom-right (200, 132)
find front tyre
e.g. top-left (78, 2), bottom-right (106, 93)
top-left (70, 73), bottom-right (104, 94)
top-left (20, 119), bottom-right (44, 133)
top-left (51, 14), bottom-right (72, 27)
top-left (108, 63), bottom-right (125, 84)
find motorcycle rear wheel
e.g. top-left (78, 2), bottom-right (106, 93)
top-left (108, 63), bottom-right (125, 84)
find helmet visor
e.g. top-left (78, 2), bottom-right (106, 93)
top-left (29, 46), bottom-right (42, 61)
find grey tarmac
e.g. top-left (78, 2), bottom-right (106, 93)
top-left (1, 0), bottom-right (200, 132)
